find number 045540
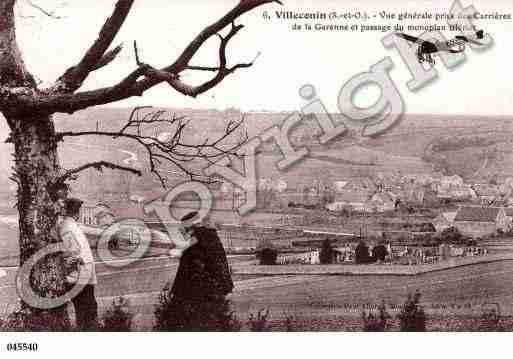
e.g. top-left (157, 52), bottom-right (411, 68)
top-left (6, 343), bottom-right (38, 352)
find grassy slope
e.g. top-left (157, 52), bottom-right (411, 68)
top-left (0, 109), bottom-right (512, 194)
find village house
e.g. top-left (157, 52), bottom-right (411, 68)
top-left (504, 207), bottom-right (513, 224)
top-left (333, 180), bottom-right (348, 192)
top-left (279, 189), bottom-right (305, 207)
top-left (453, 206), bottom-right (510, 238)
top-left (505, 196), bottom-right (513, 207)
top-left (79, 201), bottom-right (113, 226)
top-left (498, 182), bottom-right (512, 197)
top-left (368, 191), bottom-right (396, 213)
top-left (438, 185), bottom-right (477, 201)
top-left (302, 187), bottom-right (320, 207)
top-left (433, 175), bottom-right (476, 201)
top-left (325, 201), bottom-right (347, 212)
top-left (472, 184), bottom-right (500, 205)
top-left (325, 190), bottom-right (371, 212)
top-left (277, 249), bottom-right (320, 265)
top-left (274, 179), bottom-right (288, 193)
top-left (129, 194), bottom-right (146, 204)
top-left (333, 246), bottom-right (354, 263)
top-left (432, 211), bottom-right (458, 232)
top-left (416, 174), bottom-right (435, 186)
top-left (423, 187), bottom-right (441, 206)
top-left (402, 182), bottom-right (426, 205)
top-left (439, 175), bottom-right (464, 189)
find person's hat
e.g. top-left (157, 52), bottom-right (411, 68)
top-left (64, 198), bottom-right (83, 214)
top-left (180, 211), bottom-right (200, 227)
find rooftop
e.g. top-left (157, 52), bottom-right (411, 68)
top-left (454, 206), bottom-right (502, 222)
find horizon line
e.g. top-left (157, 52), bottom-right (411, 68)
top-left (69, 107), bottom-right (513, 118)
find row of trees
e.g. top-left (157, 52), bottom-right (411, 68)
top-left (354, 240), bottom-right (388, 264)
top-left (255, 239), bottom-right (389, 266)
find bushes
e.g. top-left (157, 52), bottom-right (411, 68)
top-left (361, 292), bottom-right (426, 332)
top-left (398, 291), bottom-right (426, 332)
top-left (153, 282), bottom-right (240, 331)
top-left (247, 309), bottom-right (298, 331)
top-left (355, 240), bottom-right (372, 264)
top-left (319, 239), bottom-right (335, 264)
top-left (371, 244), bottom-right (388, 263)
top-left (284, 313), bottom-right (295, 332)
top-left (257, 247), bottom-right (278, 265)
top-left (362, 301), bottom-right (390, 331)
top-left (153, 283), bottom-right (174, 331)
top-left (1, 299), bottom-right (134, 332)
top-left (102, 296), bottom-right (133, 331)
top-left (248, 309), bottom-right (271, 331)
top-left (0, 309), bottom-right (26, 331)
top-left (0, 307), bottom-right (71, 331)
top-left (439, 226), bottom-right (465, 244)
top-left (476, 304), bottom-right (506, 331)
top-left (154, 285), bottom-right (276, 331)
top-left (256, 237), bottom-right (278, 265)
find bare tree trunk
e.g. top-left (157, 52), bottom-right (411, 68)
top-left (9, 115), bottom-right (70, 330)
top-left (0, 1), bottom-right (35, 89)
top-left (0, 1), bottom-right (69, 330)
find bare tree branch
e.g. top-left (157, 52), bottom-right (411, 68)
top-left (0, 0), bottom-right (282, 116)
top-left (57, 107), bottom-right (247, 186)
top-left (163, 23), bottom-right (254, 97)
top-left (91, 43), bottom-right (124, 71)
top-left (166, 0), bottom-right (282, 71)
top-left (60, 160), bottom-right (142, 182)
top-left (26, 0), bottom-right (64, 19)
top-left (129, 21), bottom-right (258, 98)
top-left (52, 0), bottom-right (135, 93)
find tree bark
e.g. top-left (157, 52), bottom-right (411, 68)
top-left (8, 114), bottom-right (70, 330)
top-left (0, 1), bottom-right (35, 89)
top-left (0, 1), bottom-right (69, 330)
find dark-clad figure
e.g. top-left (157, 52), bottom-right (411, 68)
top-left (159, 212), bottom-right (234, 331)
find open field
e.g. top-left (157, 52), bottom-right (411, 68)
top-left (230, 260), bottom-right (513, 331)
top-left (2, 257), bottom-right (513, 330)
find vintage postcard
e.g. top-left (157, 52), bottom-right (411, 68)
top-left (1, 0), bottom-right (513, 351)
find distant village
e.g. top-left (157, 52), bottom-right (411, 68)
top-left (70, 169), bottom-right (513, 268)
top-left (217, 172), bottom-right (513, 239)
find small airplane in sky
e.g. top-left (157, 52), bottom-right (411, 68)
top-left (395, 29), bottom-right (486, 64)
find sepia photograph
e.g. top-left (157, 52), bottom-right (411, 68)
top-left (1, 0), bottom-right (513, 355)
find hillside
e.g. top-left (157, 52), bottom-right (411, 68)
top-left (0, 109), bottom-right (512, 197)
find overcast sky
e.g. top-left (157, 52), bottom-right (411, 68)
top-left (14, 0), bottom-right (513, 116)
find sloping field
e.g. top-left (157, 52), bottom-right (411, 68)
top-left (3, 258), bottom-right (513, 330)
top-left (2, 110), bottom-right (512, 191)
top-left (230, 260), bottom-right (513, 330)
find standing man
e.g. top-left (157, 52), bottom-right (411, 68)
top-left (59, 198), bottom-right (98, 330)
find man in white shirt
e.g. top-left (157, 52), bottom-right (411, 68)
top-left (59, 198), bottom-right (98, 330)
